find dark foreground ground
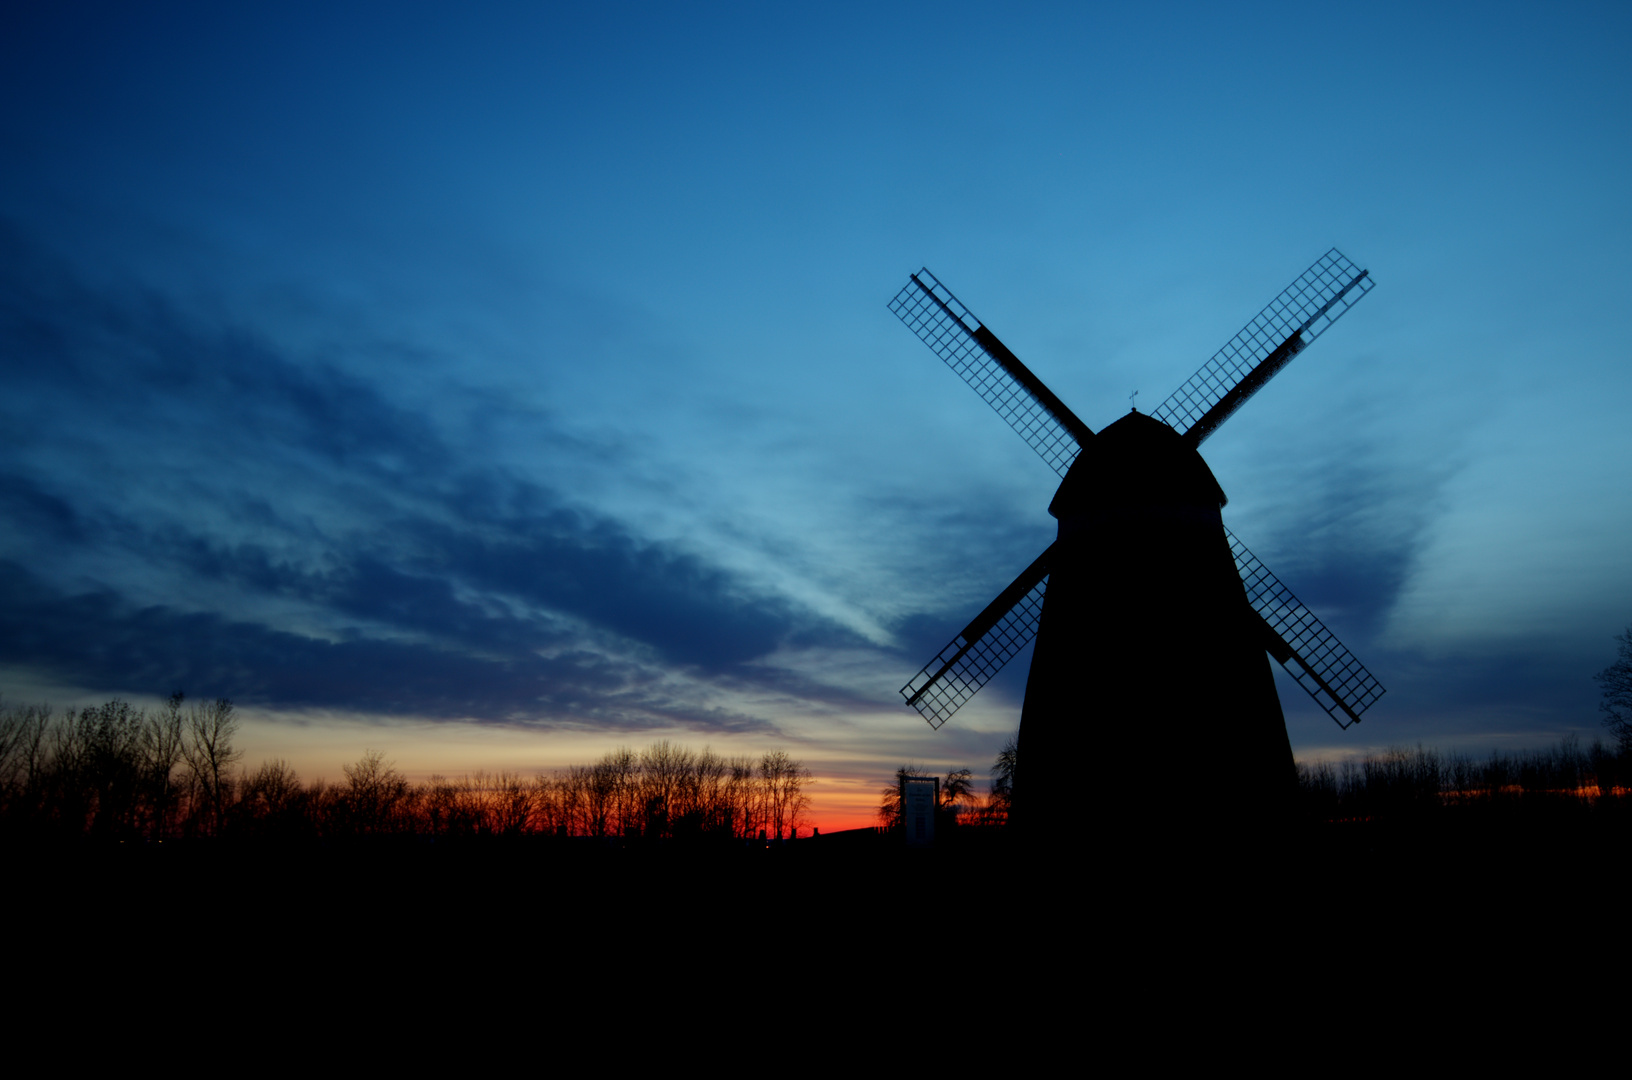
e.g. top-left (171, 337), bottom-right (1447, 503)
top-left (14, 810), bottom-right (1625, 950)
top-left (9, 816), bottom-right (1626, 1037)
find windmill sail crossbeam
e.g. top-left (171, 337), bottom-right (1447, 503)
top-left (1227, 529), bottom-right (1385, 728)
top-left (901, 560), bottom-right (1051, 729)
top-left (889, 269), bottom-right (1084, 478)
top-left (1153, 249), bottom-right (1374, 444)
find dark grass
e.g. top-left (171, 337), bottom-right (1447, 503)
top-left (10, 811), bottom-right (1617, 1028)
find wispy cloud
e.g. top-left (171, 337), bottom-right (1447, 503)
top-left (0, 224), bottom-right (880, 731)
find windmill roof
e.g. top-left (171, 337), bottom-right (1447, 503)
top-left (1048, 410), bottom-right (1227, 519)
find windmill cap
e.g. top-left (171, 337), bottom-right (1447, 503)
top-left (1049, 411), bottom-right (1228, 520)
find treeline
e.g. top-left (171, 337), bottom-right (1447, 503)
top-left (0, 696), bottom-right (812, 843)
top-left (1296, 737), bottom-right (1629, 823)
top-left (881, 734), bottom-right (1629, 833)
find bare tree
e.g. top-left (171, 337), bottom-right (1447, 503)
top-left (44, 706), bottom-right (90, 833)
top-left (989, 733), bottom-right (1018, 822)
top-left (1596, 625), bottom-right (1632, 751)
top-left (560, 763), bottom-right (596, 837)
top-left (640, 741), bottom-right (695, 839)
top-left (759, 750), bottom-right (811, 840)
top-left (237, 758), bottom-right (306, 836)
top-left (483, 770), bottom-right (533, 836)
top-left (532, 772), bottom-right (567, 836)
top-left (580, 752), bottom-right (631, 839)
top-left (940, 768), bottom-right (977, 821)
top-left (183, 698), bottom-right (241, 836)
top-left (0, 702), bottom-right (52, 826)
top-left (242, 759), bottom-right (304, 813)
top-left (605, 747), bottom-right (641, 837)
top-left (141, 693), bottom-right (187, 838)
top-left (691, 747), bottom-right (729, 836)
top-left (76, 700), bottom-right (148, 838)
top-left (724, 755), bottom-right (758, 838)
top-left (341, 749), bottom-right (410, 835)
top-left (421, 773), bottom-right (461, 837)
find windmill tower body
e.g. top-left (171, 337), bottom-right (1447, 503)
top-left (1013, 412), bottom-right (1294, 844)
top-left (889, 252), bottom-right (1386, 847)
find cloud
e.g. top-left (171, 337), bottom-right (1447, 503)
top-left (0, 223), bottom-right (869, 728)
top-left (0, 557), bottom-right (791, 732)
top-left (1223, 423), bottom-right (1457, 646)
top-left (0, 473), bottom-right (83, 545)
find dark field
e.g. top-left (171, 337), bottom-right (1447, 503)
top-left (16, 803), bottom-right (1624, 951)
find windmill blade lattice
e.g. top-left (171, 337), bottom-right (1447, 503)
top-left (901, 547), bottom-right (1052, 728)
top-left (1153, 249), bottom-right (1374, 446)
top-left (890, 269), bottom-right (1088, 478)
top-left (1227, 528), bottom-right (1385, 728)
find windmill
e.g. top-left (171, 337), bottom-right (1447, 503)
top-left (889, 250), bottom-right (1384, 843)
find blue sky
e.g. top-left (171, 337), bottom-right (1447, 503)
top-left (3, 2), bottom-right (1629, 815)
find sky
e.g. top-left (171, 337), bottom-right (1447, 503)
top-left (2, 1), bottom-right (1629, 829)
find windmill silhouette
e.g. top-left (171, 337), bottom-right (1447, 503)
top-left (889, 250), bottom-right (1384, 842)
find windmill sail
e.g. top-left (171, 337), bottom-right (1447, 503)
top-left (901, 528), bottom-right (1386, 732)
top-left (1227, 528), bottom-right (1385, 728)
top-left (901, 544), bottom-right (1053, 728)
top-left (889, 255), bottom-right (1386, 734)
top-left (1152, 249), bottom-right (1374, 447)
top-left (890, 269), bottom-right (1092, 477)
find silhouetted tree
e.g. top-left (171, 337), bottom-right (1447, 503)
top-left (991, 734), bottom-right (1017, 810)
top-left (603, 747), bottom-right (640, 837)
top-left (558, 763), bottom-right (593, 836)
top-left (0, 702), bottom-right (52, 822)
top-left (724, 755), bottom-right (758, 838)
top-left (688, 748), bottom-right (729, 836)
top-left (5, 713), bottom-right (838, 843)
top-left (1596, 625), bottom-right (1632, 751)
top-left (640, 741), bottom-right (695, 839)
top-left (339, 750), bottom-right (410, 836)
top-left (142, 693), bottom-right (187, 837)
top-left (71, 700), bottom-right (149, 838)
top-left (236, 758), bottom-right (308, 838)
top-left (941, 768), bottom-right (976, 817)
top-left (183, 698), bottom-right (241, 836)
top-left (759, 750), bottom-right (811, 840)
top-left (421, 773), bottom-right (462, 837)
top-left (483, 770), bottom-right (533, 836)
top-left (578, 752), bottom-right (625, 838)
top-left (532, 772), bottom-right (567, 836)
